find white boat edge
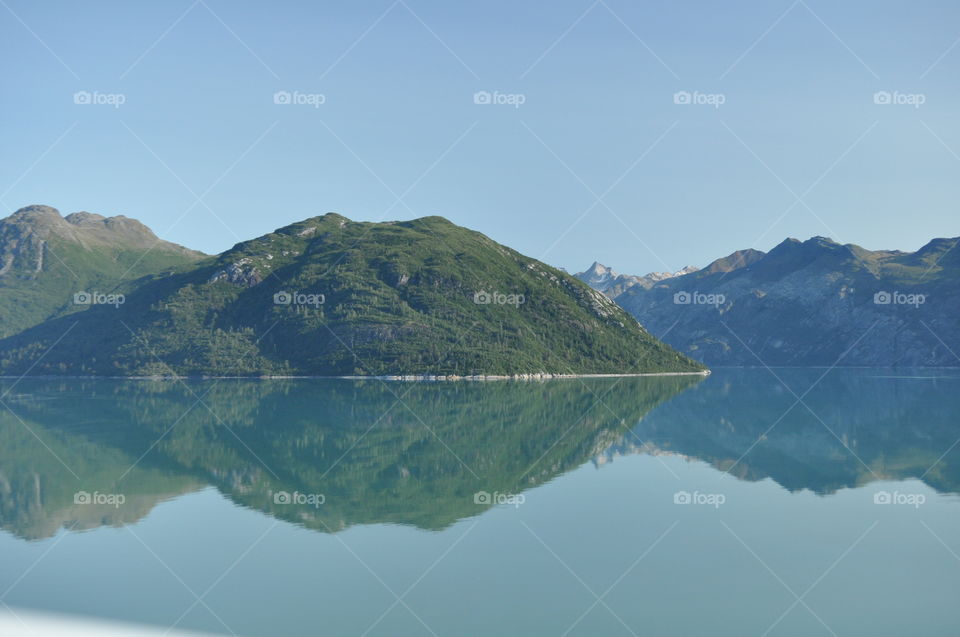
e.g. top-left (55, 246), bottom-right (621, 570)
top-left (0, 609), bottom-right (225, 637)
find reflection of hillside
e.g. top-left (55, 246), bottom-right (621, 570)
top-left (0, 376), bottom-right (700, 539)
top-left (0, 406), bottom-right (202, 540)
top-left (614, 369), bottom-right (960, 495)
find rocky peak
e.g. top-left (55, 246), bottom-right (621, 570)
top-left (576, 261), bottom-right (700, 297)
top-left (574, 262), bottom-right (625, 295)
top-left (770, 235), bottom-right (842, 254)
top-left (64, 211), bottom-right (106, 225)
top-left (7, 205), bottom-right (64, 229)
top-left (760, 236), bottom-right (853, 271)
top-left (11, 204), bottom-right (61, 218)
top-left (587, 261), bottom-right (615, 277)
top-left (703, 249), bottom-right (765, 274)
top-left (914, 236), bottom-right (959, 258)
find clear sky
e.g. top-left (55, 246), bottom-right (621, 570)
top-left (2, 0), bottom-right (957, 275)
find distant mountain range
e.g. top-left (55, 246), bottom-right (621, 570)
top-left (8, 204), bottom-right (953, 372)
top-left (0, 206), bottom-right (703, 377)
top-left (580, 236), bottom-right (959, 366)
top-left (575, 262), bottom-right (698, 298)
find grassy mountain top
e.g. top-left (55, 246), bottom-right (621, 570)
top-left (0, 212), bottom-right (705, 377)
top-left (5, 204), bottom-right (198, 251)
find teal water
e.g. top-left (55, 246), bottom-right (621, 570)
top-left (0, 370), bottom-right (958, 636)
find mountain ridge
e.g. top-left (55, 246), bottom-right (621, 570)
top-left (0, 205), bottom-right (206, 338)
top-left (605, 235), bottom-right (959, 366)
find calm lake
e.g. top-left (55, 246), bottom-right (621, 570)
top-left (1, 369), bottom-right (958, 636)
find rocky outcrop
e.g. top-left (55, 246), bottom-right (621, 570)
top-left (207, 258), bottom-right (264, 286)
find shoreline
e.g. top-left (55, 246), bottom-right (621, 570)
top-left (0, 370), bottom-right (711, 381)
top-left (335, 371), bottom-right (711, 381)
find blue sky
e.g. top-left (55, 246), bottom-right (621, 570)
top-left (1, 0), bottom-right (957, 275)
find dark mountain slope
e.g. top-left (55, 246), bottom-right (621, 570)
top-left (612, 236), bottom-right (959, 366)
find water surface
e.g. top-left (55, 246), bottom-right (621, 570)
top-left (0, 370), bottom-right (958, 635)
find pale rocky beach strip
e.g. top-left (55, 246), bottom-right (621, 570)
top-left (0, 370), bottom-right (711, 381)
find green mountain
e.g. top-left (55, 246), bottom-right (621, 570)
top-left (609, 236), bottom-right (960, 366)
top-left (0, 212), bottom-right (705, 376)
top-left (0, 205), bottom-right (205, 338)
